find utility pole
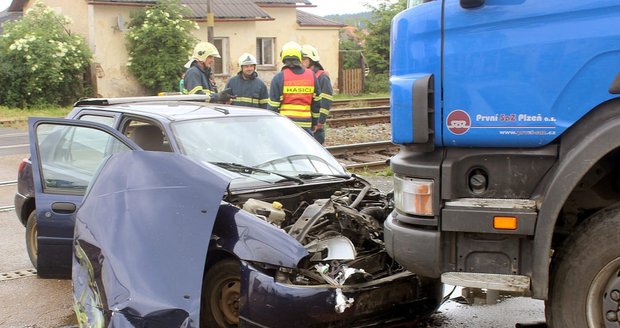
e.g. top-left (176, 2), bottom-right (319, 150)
top-left (207, 0), bottom-right (214, 43)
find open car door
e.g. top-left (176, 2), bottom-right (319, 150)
top-left (28, 117), bottom-right (141, 277)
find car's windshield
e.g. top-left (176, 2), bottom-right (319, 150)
top-left (171, 115), bottom-right (346, 178)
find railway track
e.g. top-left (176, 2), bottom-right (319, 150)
top-left (0, 180), bottom-right (17, 212)
top-left (332, 97), bottom-right (389, 108)
top-left (326, 141), bottom-right (397, 171)
top-left (328, 98), bottom-right (394, 169)
top-left (329, 105), bottom-right (390, 128)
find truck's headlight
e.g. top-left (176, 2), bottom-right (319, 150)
top-left (393, 175), bottom-right (434, 216)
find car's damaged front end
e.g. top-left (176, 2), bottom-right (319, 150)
top-left (219, 179), bottom-right (443, 327)
top-left (72, 142), bottom-right (442, 328)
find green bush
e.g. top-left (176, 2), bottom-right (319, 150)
top-left (126, 0), bottom-right (198, 94)
top-left (0, 1), bottom-right (93, 108)
top-left (363, 73), bottom-right (389, 93)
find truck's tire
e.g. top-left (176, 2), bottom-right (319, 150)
top-left (546, 203), bottom-right (620, 328)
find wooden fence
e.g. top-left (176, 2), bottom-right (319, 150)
top-left (340, 68), bottom-right (364, 95)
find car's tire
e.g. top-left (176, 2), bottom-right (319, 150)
top-left (25, 210), bottom-right (38, 269)
top-left (546, 203), bottom-right (620, 328)
top-left (201, 258), bottom-right (240, 328)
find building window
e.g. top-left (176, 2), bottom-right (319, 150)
top-left (213, 38), bottom-right (229, 75)
top-left (256, 38), bottom-right (275, 67)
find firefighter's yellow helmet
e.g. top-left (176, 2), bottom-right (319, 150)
top-left (280, 41), bottom-right (302, 62)
top-left (301, 44), bottom-right (320, 62)
top-left (192, 42), bottom-right (220, 61)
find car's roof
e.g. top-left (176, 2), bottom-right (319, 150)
top-left (73, 95), bottom-right (277, 122)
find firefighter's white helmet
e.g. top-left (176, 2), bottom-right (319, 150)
top-left (238, 53), bottom-right (258, 67)
top-left (301, 44), bottom-right (320, 62)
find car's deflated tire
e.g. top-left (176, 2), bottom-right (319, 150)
top-left (25, 210), bottom-right (38, 269)
top-left (201, 258), bottom-right (241, 328)
top-left (546, 203), bottom-right (620, 328)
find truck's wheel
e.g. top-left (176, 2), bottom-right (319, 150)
top-left (546, 204), bottom-right (620, 327)
top-left (201, 258), bottom-right (240, 327)
top-left (25, 210), bottom-right (38, 269)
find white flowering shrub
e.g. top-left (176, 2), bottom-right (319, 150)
top-left (126, 0), bottom-right (198, 94)
top-left (0, 1), bottom-right (92, 107)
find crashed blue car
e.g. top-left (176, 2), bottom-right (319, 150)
top-left (25, 96), bottom-right (442, 327)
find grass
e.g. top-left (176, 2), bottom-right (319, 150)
top-left (0, 106), bottom-right (72, 129)
top-left (349, 166), bottom-right (393, 176)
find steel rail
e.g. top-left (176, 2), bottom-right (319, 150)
top-left (331, 97), bottom-right (389, 108)
top-left (327, 141), bottom-right (397, 171)
top-left (0, 205), bottom-right (15, 212)
top-left (326, 140), bottom-right (396, 157)
top-left (330, 106), bottom-right (390, 118)
top-left (0, 180), bottom-right (17, 187)
top-left (345, 160), bottom-right (389, 170)
top-left (328, 115), bottom-right (390, 128)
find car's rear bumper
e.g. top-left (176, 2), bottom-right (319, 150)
top-left (239, 261), bottom-right (441, 327)
top-left (13, 192), bottom-right (28, 224)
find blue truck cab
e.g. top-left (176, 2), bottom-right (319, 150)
top-left (385, 0), bottom-right (620, 326)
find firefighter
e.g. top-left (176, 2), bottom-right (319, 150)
top-left (268, 42), bottom-right (321, 135)
top-left (224, 53), bottom-right (269, 108)
top-left (183, 42), bottom-right (232, 103)
top-left (301, 44), bottom-right (332, 145)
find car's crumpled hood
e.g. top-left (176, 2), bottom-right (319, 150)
top-left (73, 151), bottom-right (231, 327)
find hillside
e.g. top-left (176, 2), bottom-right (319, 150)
top-left (324, 12), bottom-right (371, 28)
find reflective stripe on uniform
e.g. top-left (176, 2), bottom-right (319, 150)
top-left (234, 97), bottom-right (259, 104)
top-left (188, 86), bottom-right (204, 94)
top-left (319, 93), bottom-right (333, 101)
top-left (281, 109), bottom-right (312, 117)
top-left (280, 104), bottom-right (310, 111)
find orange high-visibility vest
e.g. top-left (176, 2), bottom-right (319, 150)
top-left (281, 68), bottom-right (314, 128)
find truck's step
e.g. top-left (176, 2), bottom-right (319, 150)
top-left (441, 272), bottom-right (530, 292)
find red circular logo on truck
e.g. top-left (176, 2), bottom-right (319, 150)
top-left (446, 110), bottom-right (471, 135)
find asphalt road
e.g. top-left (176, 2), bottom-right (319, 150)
top-left (0, 127), bottom-right (546, 328)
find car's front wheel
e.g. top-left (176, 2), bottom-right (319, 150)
top-left (25, 210), bottom-right (37, 269)
top-left (201, 258), bottom-right (240, 327)
top-left (546, 204), bottom-right (620, 327)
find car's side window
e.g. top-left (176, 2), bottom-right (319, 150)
top-left (36, 123), bottom-right (131, 194)
top-left (78, 114), bottom-right (115, 127)
top-left (122, 120), bottom-right (172, 152)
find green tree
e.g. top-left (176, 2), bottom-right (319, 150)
top-left (339, 29), bottom-right (364, 70)
top-left (0, 1), bottom-right (92, 107)
top-left (363, 0), bottom-right (406, 75)
top-left (125, 0), bottom-right (198, 95)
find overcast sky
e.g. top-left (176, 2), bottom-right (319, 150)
top-left (301, 0), bottom-right (387, 16)
top-left (0, 0), bottom-right (10, 12)
top-left (0, 1), bottom-right (392, 15)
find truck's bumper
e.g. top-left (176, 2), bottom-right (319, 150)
top-left (384, 211), bottom-right (443, 278)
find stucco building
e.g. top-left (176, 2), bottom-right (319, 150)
top-left (5, 0), bottom-right (343, 97)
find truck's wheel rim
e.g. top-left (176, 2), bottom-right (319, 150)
top-left (588, 256), bottom-right (620, 328)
